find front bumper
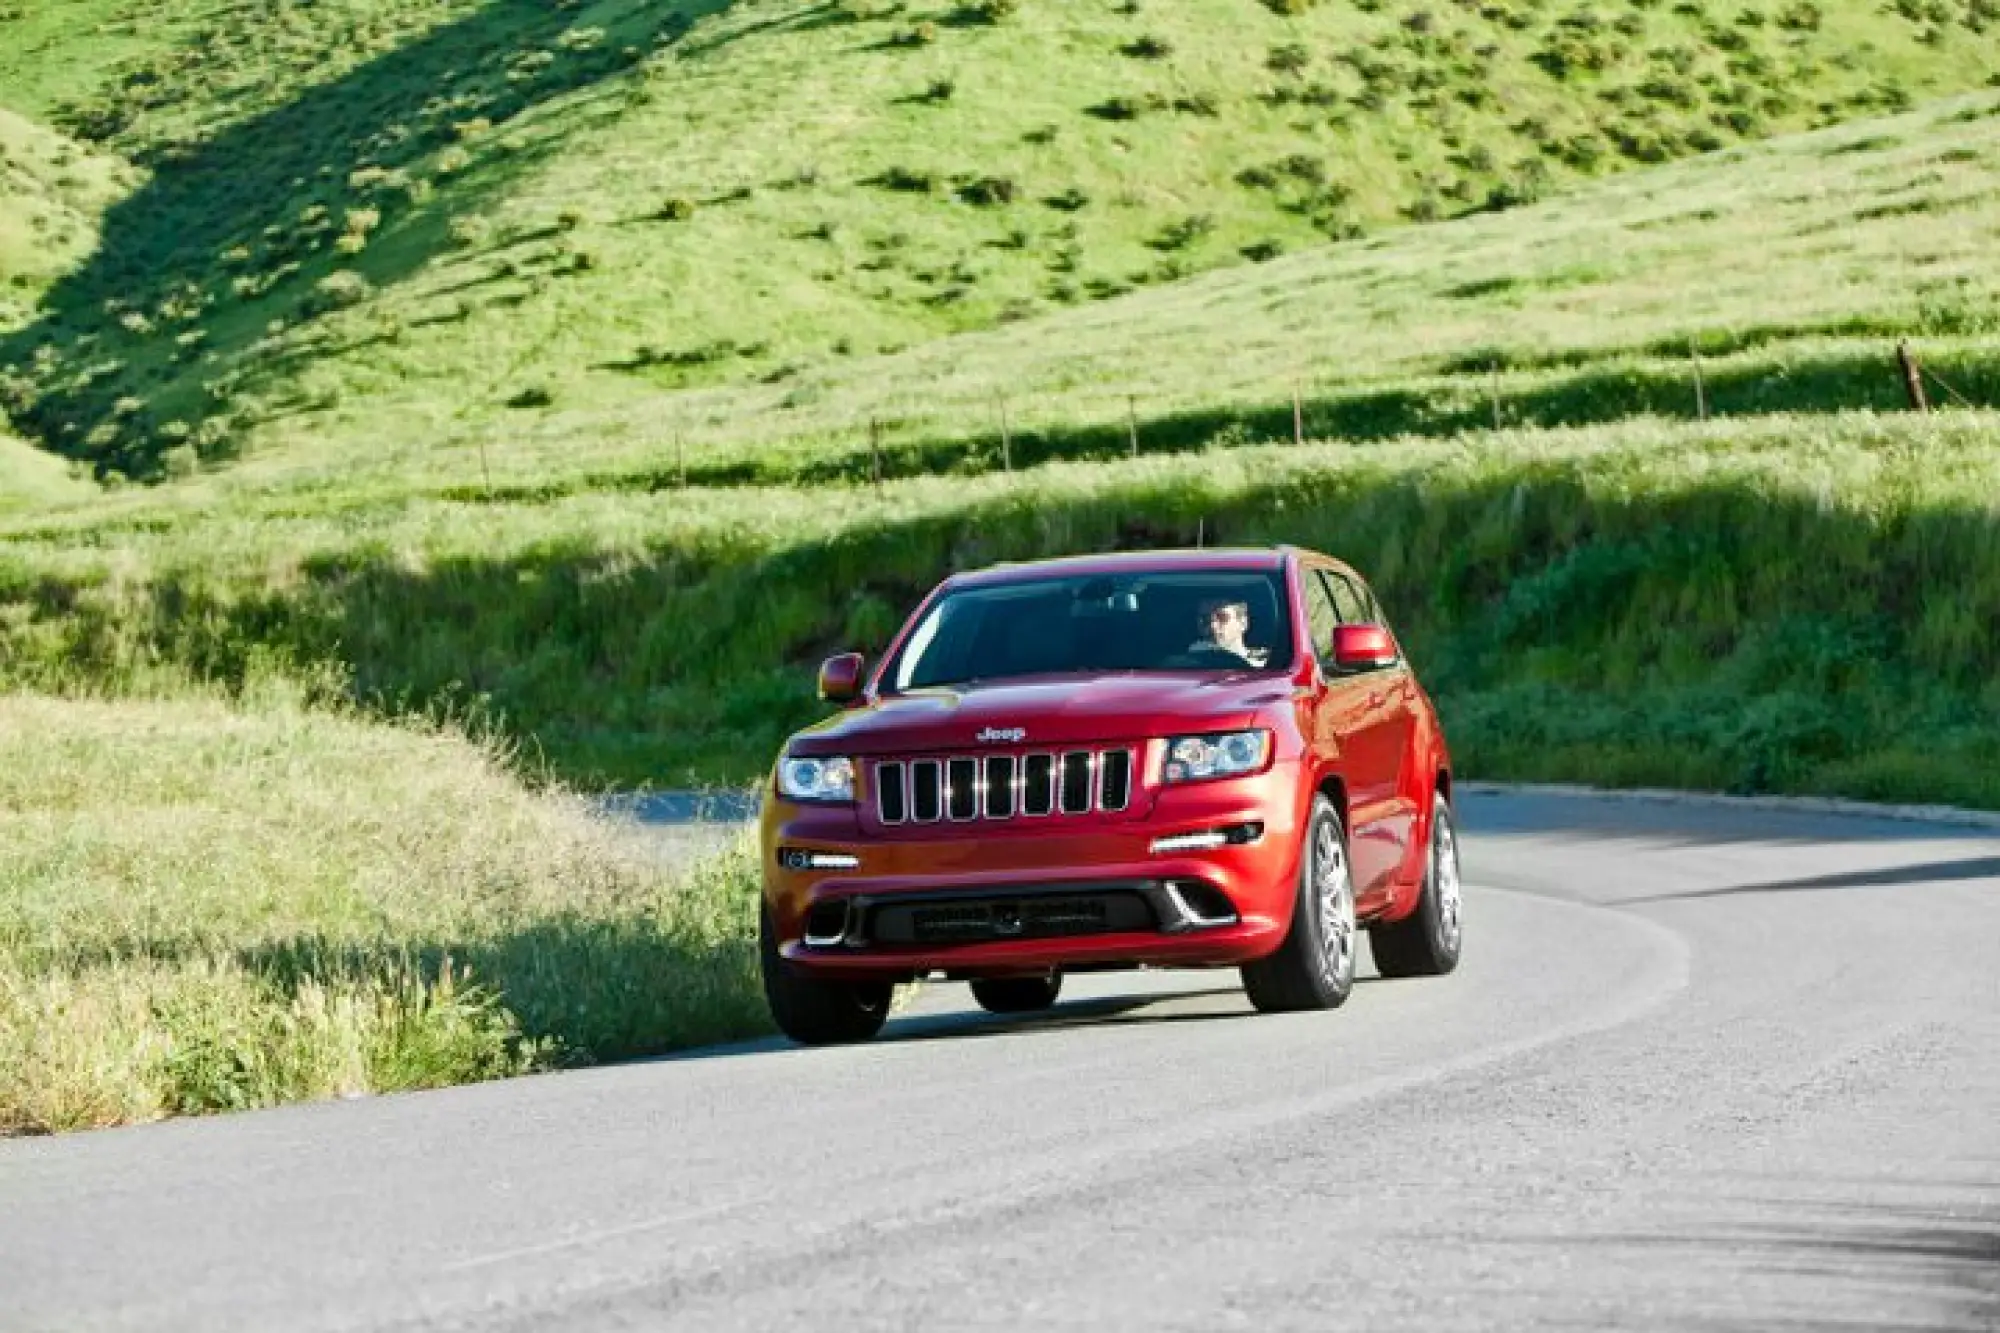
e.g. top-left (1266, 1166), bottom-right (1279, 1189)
top-left (760, 764), bottom-right (1305, 979)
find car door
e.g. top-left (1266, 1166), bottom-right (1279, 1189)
top-left (1304, 566), bottom-right (1403, 904)
top-left (1330, 569), bottom-right (1419, 889)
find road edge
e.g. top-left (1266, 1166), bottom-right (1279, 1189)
top-left (1456, 780), bottom-right (2000, 831)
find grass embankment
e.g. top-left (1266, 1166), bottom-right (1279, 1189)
top-left (0, 687), bottom-right (767, 1136)
top-left (1, 0), bottom-right (1995, 478)
top-left (5, 412), bottom-right (1998, 806)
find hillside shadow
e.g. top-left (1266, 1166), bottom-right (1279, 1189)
top-left (0, 0), bottom-right (729, 479)
top-left (558, 342), bottom-right (1998, 494)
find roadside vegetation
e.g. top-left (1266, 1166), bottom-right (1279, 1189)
top-left (0, 685), bottom-right (766, 1135)
top-left (6, 410), bottom-right (1998, 806)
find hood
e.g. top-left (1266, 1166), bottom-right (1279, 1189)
top-left (787, 673), bottom-right (1296, 757)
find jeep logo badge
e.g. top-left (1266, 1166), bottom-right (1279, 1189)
top-left (976, 726), bottom-right (1027, 744)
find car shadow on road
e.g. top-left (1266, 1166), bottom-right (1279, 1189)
top-left (641, 979), bottom-right (1387, 1062)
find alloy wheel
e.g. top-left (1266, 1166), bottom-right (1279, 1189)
top-left (1433, 805), bottom-right (1463, 955)
top-left (1314, 816), bottom-right (1356, 986)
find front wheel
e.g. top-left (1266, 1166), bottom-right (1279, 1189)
top-left (1240, 795), bottom-right (1357, 1013)
top-left (759, 906), bottom-right (892, 1045)
top-left (1369, 792), bottom-right (1464, 978)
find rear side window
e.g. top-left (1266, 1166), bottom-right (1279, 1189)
top-left (1301, 569), bottom-right (1342, 659)
top-left (1322, 571), bottom-right (1369, 625)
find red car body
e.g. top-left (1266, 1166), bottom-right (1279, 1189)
top-left (757, 546), bottom-right (1462, 1043)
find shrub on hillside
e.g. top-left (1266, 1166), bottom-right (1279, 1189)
top-left (448, 216), bottom-right (492, 249)
top-left (310, 271), bottom-right (373, 313)
top-left (1090, 91), bottom-right (1169, 119)
top-left (960, 0), bottom-right (1020, 21)
top-left (874, 165), bottom-right (938, 193)
top-left (659, 196), bottom-right (697, 220)
top-left (1150, 213), bottom-right (1216, 250)
top-left (1267, 43), bottom-right (1312, 74)
top-left (958, 176), bottom-right (1019, 205)
top-left (1122, 35), bottom-right (1173, 58)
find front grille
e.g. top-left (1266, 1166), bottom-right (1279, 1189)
top-left (874, 748), bottom-right (1135, 826)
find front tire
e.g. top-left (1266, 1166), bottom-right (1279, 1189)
top-left (1240, 795), bottom-right (1357, 1013)
top-left (759, 905), bottom-right (892, 1045)
top-left (970, 973), bottom-right (1063, 1014)
top-left (1369, 792), bottom-right (1463, 978)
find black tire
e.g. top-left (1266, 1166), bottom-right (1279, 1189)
top-left (969, 973), bottom-right (1063, 1014)
top-left (1240, 795), bottom-right (1357, 1013)
top-left (1369, 792), bottom-right (1464, 979)
top-left (759, 905), bottom-right (892, 1045)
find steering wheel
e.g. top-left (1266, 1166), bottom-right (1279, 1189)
top-left (1174, 642), bottom-right (1254, 669)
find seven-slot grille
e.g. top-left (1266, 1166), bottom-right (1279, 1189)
top-left (875, 749), bottom-right (1134, 825)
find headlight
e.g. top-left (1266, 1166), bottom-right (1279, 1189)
top-left (1163, 730), bottom-right (1272, 784)
top-left (777, 756), bottom-right (856, 803)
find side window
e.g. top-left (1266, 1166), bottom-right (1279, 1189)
top-left (1324, 572), bottom-right (1368, 625)
top-left (1301, 569), bottom-right (1341, 659)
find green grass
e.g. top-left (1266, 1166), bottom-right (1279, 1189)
top-left (1, 0), bottom-right (1996, 478)
top-left (8, 92), bottom-right (1995, 511)
top-left (5, 410), bottom-right (1999, 808)
top-left (0, 684), bottom-right (769, 1135)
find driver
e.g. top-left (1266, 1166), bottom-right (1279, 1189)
top-left (1191, 598), bottom-right (1268, 667)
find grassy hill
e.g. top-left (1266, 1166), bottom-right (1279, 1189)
top-left (2, 97), bottom-right (1997, 805)
top-left (1, 0), bottom-right (1995, 480)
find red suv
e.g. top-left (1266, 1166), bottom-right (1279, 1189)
top-left (757, 546), bottom-right (1462, 1044)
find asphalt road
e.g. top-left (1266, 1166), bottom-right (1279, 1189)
top-left (3, 790), bottom-right (1997, 1332)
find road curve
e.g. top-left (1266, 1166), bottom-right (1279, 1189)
top-left (2, 791), bottom-right (1996, 1332)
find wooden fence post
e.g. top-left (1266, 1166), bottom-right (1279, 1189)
top-left (1897, 340), bottom-right (1930, 412)
top-left (870, 417), bottom-right (883, 492)
top-left (1127, 396), bottom-right (1139, 459)
top-left (999, 398), bottom-right (1012, 473)
top-left (1293, 383), bottom-right (1304, 447)
top-left (1691, 340), bottom-right (1708, 422)
top-left (675, 434), bottom-right (686, 489)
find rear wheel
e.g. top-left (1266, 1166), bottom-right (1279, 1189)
top-left (1369, 792), bottom-right (1463, 978)
top-left (970, 973), bottom-right (1063, 1014)
top-left (759, 905), bottom-right (892, 1045)
top-left (1240, 795), bottom-right (1356, 1013)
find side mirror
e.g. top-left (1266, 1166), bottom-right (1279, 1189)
top-left (1329, 624), bottom-right (1398, 672)
top-left (818, 652), bottom-right (866, 703)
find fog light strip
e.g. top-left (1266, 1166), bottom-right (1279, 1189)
top-left (807, 853), bottom-right (860, 870)
top-left (1150, 831), bottom-right (1229, 853)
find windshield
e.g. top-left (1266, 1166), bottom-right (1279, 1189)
top-left (886, 568), bottom-right (1295, 692)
